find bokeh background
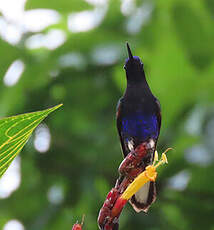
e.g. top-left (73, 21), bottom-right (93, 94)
top-left (1, 0), bottom-right (214, 229)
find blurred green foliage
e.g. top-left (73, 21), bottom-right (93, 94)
top-left (0, 0), bottom-right (214, 230)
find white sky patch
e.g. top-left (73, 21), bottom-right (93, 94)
top-left (185, 145), bottom-right (213, 166)
top-left (34, 124), bottom-right (51, 153)
top-left (68, 7), bottom-right (107, 33)
top-left (0, 0), bottom-right (26, 21)
top-left (23, 9), bottom-right (61, 32)
top-left (3, 220), bottom-right (25, 230)
top-left (25, 29), bottom-right (66, 50)
top-left (0, 0), bottom-right (25, 44)
top-left (3, 60), bottom-right (25, 87)
top-left (120, 0), bottom-right (136, 16)
top-left (126, 2), bottom-right (153, 34)
top-left (204, 117), bottom-right (214, 150)
top-left (0, 0), bottom-right (61, 44)
top-left (85, 0), bottom-right (108, 6)
top-left (91, 44), bottom-right (121, 65)
top-left (167, 170), bottom-right (191, 191)
top-left (59, 52), bottom-right (86, 69)
top-left (47, 185), bottom-right (64, 205)
top-left (49, 69), bottom-right (60, 78)
top-left (0, 157), bottom-right (21, 199)
top-left (0, 17), bottom-right (23, 45)
top-left (185, 105), bottom-right (206, 136)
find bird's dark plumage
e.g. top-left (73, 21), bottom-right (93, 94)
top-left (116, 43), bottom-right (161, 212)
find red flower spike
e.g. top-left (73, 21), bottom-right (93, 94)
top-left (98, 188), bottom-right (120, 230)
top-left (72, 215), bottom-right (85, 230)
top-left (118, 143), bottom-right (148, 176)
top-left (111, 197), bottom-right (127, 217)
top-left (72, 224), bottom-right (82, 230)
top-left (98, 139), bottom-right (171, 230)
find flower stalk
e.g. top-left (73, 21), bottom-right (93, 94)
top-left (112, 149), bottom-right (170, 215)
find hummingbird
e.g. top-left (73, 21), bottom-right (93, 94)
top-left (116, 43), bottom-right (161, 212)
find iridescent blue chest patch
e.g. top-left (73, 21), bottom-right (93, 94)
top-left (121, 112), bottom-right (158, 141)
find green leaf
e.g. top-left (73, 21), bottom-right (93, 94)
top-left (0, 39), bottom-right (20, 78)
top-left (0, 104), bottom-right (63, 177)
top-left (25, 0), bottom-right (92, 14)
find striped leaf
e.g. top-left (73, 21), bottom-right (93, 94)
top-left (0, 104), bottom-right (62, 177)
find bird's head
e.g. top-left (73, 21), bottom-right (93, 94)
top-left (124, 43), bottom-right (145, 83)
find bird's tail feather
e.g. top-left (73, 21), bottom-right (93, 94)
top-left (129, 181), bottom-right (156, 213)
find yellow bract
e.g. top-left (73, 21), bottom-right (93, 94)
top-left (121, 166), bottom-right (156, 200)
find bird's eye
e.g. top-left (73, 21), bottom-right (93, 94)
top-left (123, 65), bottom-right (127, 70)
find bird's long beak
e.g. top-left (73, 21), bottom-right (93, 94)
top-left (126, 43), bottom-right (133, 60)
